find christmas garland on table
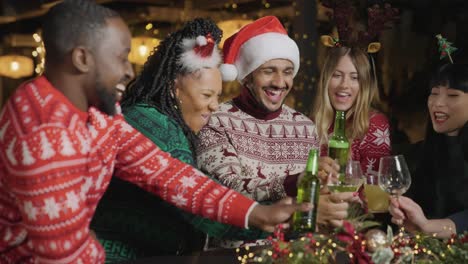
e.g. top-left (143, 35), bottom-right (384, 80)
top-left (237, 221), bottom-right (468, 264)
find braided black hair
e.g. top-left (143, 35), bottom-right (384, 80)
top-left (121, 18), bottom-right (222, 157)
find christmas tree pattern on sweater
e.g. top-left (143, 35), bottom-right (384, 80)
top-left (0, 76), bottom-right (255, 263)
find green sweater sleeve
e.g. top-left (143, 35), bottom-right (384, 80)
top-left (124, 105), bottom-right (269, 240)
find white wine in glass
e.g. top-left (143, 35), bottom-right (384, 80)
top-left (328, 160), bottom-right (364, 193)
top-left (364, 175), bottom-right (389, 213)
top-left (378, 155), bottom-right (412, 197)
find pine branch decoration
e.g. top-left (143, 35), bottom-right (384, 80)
top-left (436, 34), bottom-right (457, 64)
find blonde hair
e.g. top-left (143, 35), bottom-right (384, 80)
top-left (312, 47), bottom-right (380, 142)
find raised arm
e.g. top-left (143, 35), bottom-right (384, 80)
top-left (113, 118), bottom-right (256, 229)
top-left (389, 196), bottom-right (456, 238)
top-left (113, 118), bottom-right (309, 232)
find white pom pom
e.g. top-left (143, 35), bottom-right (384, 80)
top-left (196, 35), bottom-right (207, 46)
top-left (220, 64), bottom-right (238, 81)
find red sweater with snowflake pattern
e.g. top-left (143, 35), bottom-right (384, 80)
top-left (320, 112), bottom-right (391, 177)
top-left (0, 76), bottom-right (256, 263)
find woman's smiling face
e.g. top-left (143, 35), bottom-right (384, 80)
top-left (175, 67), bottom-right (222, 133)
top-left (327, 54), bottom-right (360, 111)
top-left (428, 85), bottom-right (468, 136)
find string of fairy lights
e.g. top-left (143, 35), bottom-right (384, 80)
top-left (235, 225), bottom-right (466, 263)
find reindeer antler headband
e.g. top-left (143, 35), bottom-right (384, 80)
top-left (320, 0), bottom-right (398, 53)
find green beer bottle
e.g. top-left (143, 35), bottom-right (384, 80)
top-left (328, 110), bottom-right (349, 184)
top-left (292, 148), bottom-right (320, 234)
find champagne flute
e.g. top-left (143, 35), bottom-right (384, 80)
top-left (378, 155), bottom-right (412, 197)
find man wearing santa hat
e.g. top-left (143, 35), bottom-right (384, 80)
top-left (197, 16), bottom-right (357, 247)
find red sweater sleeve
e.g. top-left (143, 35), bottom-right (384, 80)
top-left (354, 112), bottom-right (392, 176)
top-left (112, 118), bottom-right (256, 229)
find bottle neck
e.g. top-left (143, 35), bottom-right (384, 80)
top-left (305, 149), bottom-right (319, 175)
top-left (333, 110), bottom-right (346, 138)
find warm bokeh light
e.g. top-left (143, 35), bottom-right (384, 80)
top-left (0, 55), bottom-right (34, 79)
top-left (129, 37), bottom-right (160, 65)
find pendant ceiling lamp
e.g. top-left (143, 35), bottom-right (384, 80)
top-left (0, 55), bottom-right (34, 79)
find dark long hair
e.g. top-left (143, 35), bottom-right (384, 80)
top-left (410, 63), bottom-right (468, 218)
top-left (427, 63), bottom-right (468, 161)
top-left (121, 18), bottom-right (222, 155)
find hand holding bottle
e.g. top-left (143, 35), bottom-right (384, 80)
top-left (296, 156), bottom-right (339, 185)
top-left (248, 197), bottom-right (312, 232)
top-left (317, 156), bottom-right (340, 184)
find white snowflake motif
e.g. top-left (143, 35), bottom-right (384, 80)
top-left (64, 240), bottom-right (71, 250)
top-left (23, 201), bottom-right (38, 220)
top-left (135, 145), bottom-right (143, 152)
top-left (372, 128), bottom-right (390, 146)
top-left (76, 231), bottom-right (83, 240)
top-left (43, 197), bottom-right (60, 220)
top-left (21, 105), bottom-right (29, 112)
top-left (65, 191), bottom-right (80, 212)
top-left (171, 193), bottom-right (188, 207)
top-left (49, 241), bottom-right (57, 250)
top-left (157, 156), bottom-right (169, 167)
top-left (180, 176), bottom-right (197, 188)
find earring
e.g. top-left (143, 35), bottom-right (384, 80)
top-left (174, 97), bottom-right (182, 109)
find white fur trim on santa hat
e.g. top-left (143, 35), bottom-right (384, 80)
top-left (220, 63), bottom-right (238, 81)
top-left (234, 32), bottom-right (300, 82)
top-left (196, 35), bottom-right (208, 46)
top-left (178, 37), bottom-right (221, 72)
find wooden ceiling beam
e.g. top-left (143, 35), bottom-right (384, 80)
top-left (138, 5), bottom-right (294, 24)
top-left (192, 0), bottom-right (257, 9)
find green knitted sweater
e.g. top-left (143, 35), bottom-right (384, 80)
top-left (91, 104), bottom-right (267, 263)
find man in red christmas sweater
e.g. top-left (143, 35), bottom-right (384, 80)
top-left (0, 1), bottom-right (309, 262)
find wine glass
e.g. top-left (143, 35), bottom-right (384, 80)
top-left (329, 160), bottom-right (365, 192)
top-left (364, 175), bottom-right (389, 213)
top-left (345, 160), bottom-right (365, 187)
top-left (378, 155), bottom-right (412, 197)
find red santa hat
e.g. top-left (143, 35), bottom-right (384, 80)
top-left (179, 33), bottom-right (221, 72)
top-left (220, 16), bottom-right (300, 82)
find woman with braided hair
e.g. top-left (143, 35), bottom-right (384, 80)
top-left (91, 18), bottom-right (267, 262)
